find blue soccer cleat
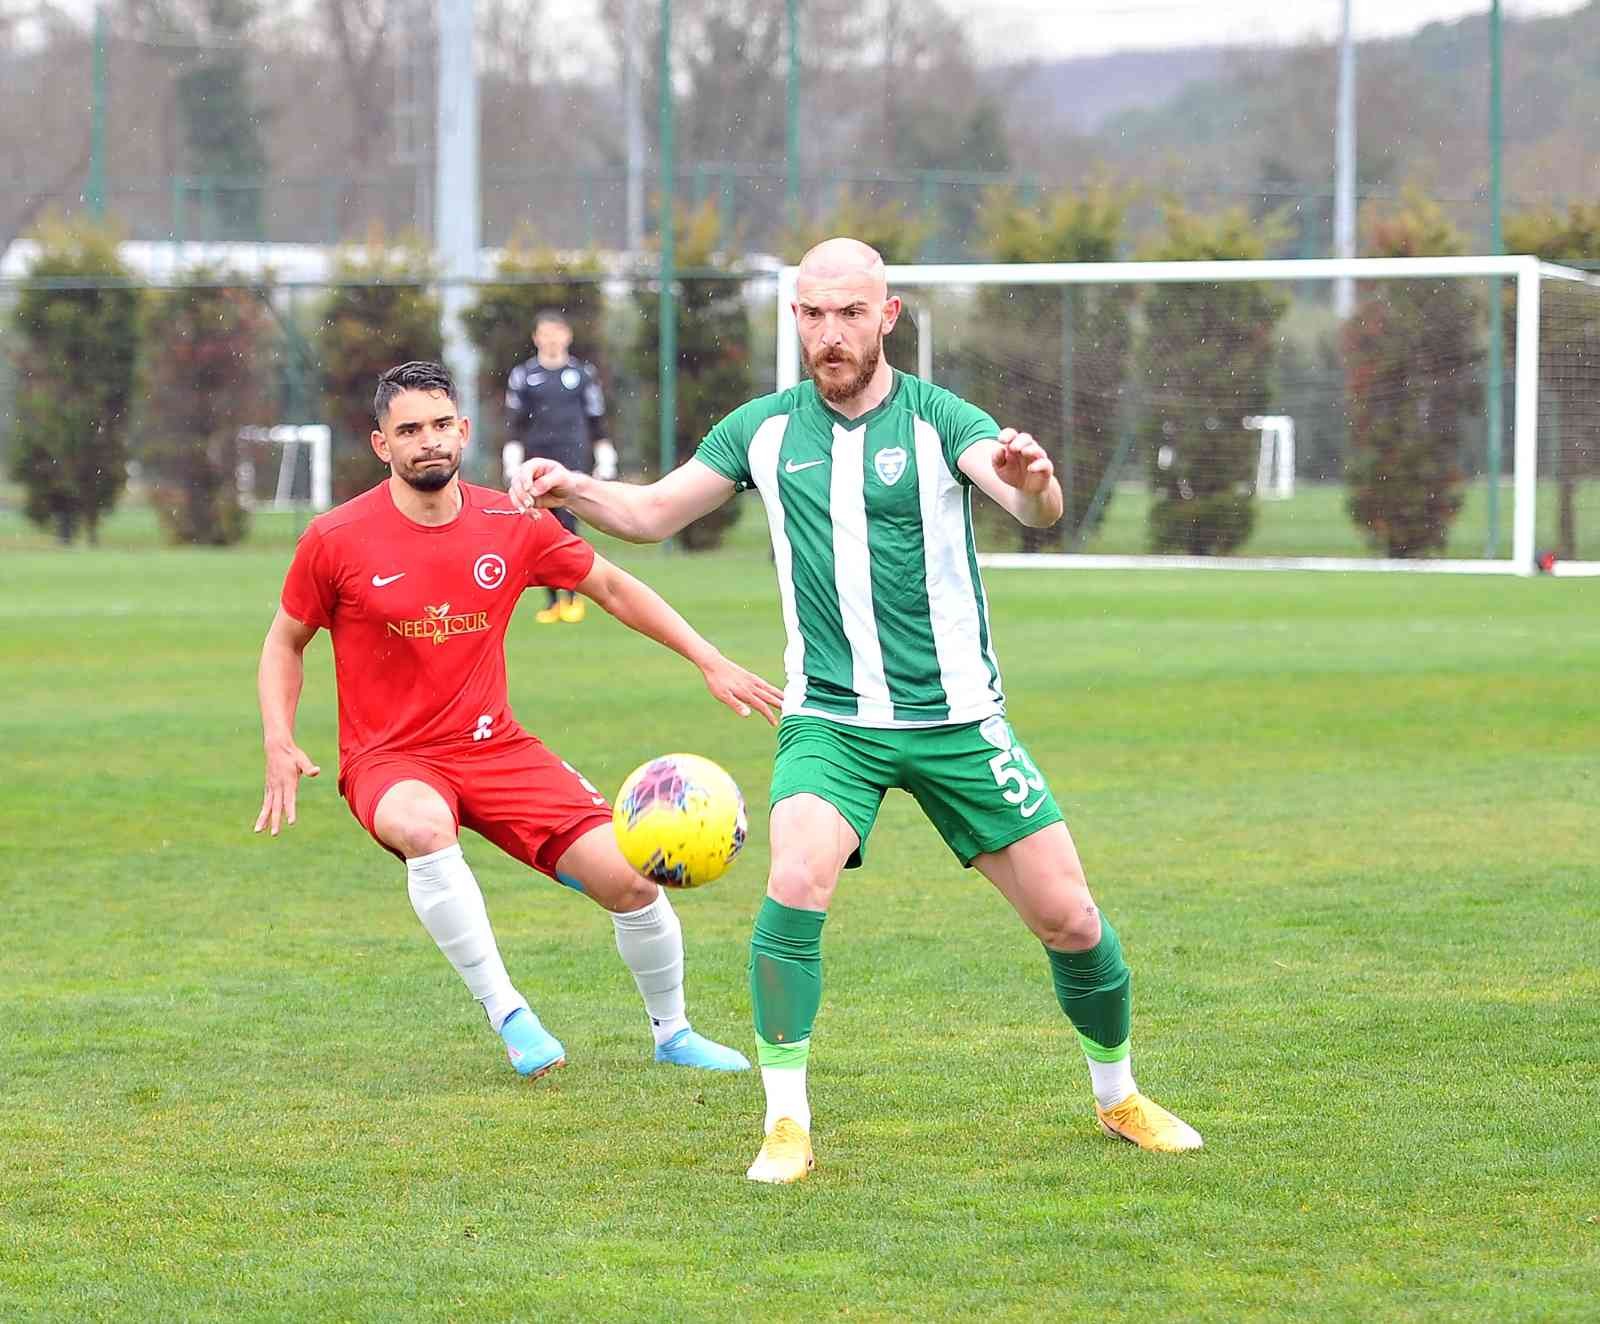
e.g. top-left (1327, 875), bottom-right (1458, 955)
top-left (653, 1027), bottom-right (751, 1071)
top-left (499, 1008), bottom-right (565, 1079)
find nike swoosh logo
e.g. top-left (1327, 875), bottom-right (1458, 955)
top-left (1020, 794), bottom-right (1048, 819)
top-left (371, 572), bottom-right (406, 587)
top-left (785, 458), bottom-right (826, 473)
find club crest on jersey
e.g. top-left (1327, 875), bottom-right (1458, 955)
top-left (561, 367), bottom-right (582, 390)
top-left (979, 715), bottom-right (1012, 751)
top-left (874, 446), bottom-right (908, 486)
top-left (474, 553), bottom-right (507, 590)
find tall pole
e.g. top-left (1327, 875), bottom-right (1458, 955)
top-left (624, 0), bottom-right (644, 253)
top-left (1485, 0), bottom-right (1504, 556)
top-left (657, 0), bottom-right (677, 534)
top-left (437, 0), bottom-right (480, 458)
top-left (87, 4), bottom-right (108, 219)
top-left (785, 0), bottom-right (800, 217)
top-left (1333, 0), bottom-right (1356, 317)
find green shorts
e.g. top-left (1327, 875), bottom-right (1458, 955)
top-left (769, 714), bottom-right (1065, 869)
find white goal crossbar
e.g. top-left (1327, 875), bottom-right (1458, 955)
top-left (776, 256), bottom-right (1600, 577)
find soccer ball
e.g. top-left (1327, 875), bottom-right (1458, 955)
top-left (613, 753), bottom-right (748, 889)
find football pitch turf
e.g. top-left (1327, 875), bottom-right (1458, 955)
top-left (3, 508), bottom-right (1596, 1321)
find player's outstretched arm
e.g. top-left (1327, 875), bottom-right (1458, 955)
top-left (509, 456), bottom-right (735, 544)
top-left (576, 555), bottom-right (784, 725)
top-left (958, 428), bottom-right (1065, 529)
top-left (255, 608), bottom-right (322, 837)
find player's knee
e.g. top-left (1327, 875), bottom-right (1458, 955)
top-left (382, 811), bottom-right (458, 859)
top-left (766, 857), bottom-right (835, 912)
top-left (607, 871), bottom-right (659, 912)
top-left (1038, 900), bottom-right (1102, 952)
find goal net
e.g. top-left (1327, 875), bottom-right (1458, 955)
top-left (776, 257), bottom-right (1600, 576)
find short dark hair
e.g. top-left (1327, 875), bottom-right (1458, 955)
top-left (374, 360), bottom-right (457, 423)
top-left (532, 309), bottom-right (570, 331)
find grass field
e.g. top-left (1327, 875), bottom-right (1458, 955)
top-left (3, 509), bottom-right (1597, 1322)
top-left (5, 473), bottom-right (1597, 560)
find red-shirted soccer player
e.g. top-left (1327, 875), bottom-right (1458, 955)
top-left (254, 360), bottom-right (782, 1078)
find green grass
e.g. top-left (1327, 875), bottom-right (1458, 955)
top-left (8, 475), bottom-right (1597, 560)
top-left (2, 517), bottom-right (1598, 1321)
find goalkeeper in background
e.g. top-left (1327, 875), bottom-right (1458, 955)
top-left (503, 310), bottom-right (617, 624)
top-left (509, 238), bottom-right (1202, 1182)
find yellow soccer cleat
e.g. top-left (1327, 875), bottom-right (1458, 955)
top-left (559, 597), bottom-right (587, 624)
top-left (745, 1118), bottom-right (815, 1184)
top-left (1095, 1091), bottom-right (1204, 1153)
top-left (535, 604), bottom-right (563, 625)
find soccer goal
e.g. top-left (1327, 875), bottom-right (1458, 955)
top-left (236, 424), bottom-right (333, 513)
top-left (775, 257), bottom-right (1600, 577)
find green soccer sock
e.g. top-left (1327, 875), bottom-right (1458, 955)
top-left (1045, 916), bottom-right (1132, 1063)
top-left (749, 896), bottom-right (827, 1070)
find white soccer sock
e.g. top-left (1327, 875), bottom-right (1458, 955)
top-left (762, 1065), bottom-right (811, 1134)
top-left (610, 889), bottom-right (689, 1045)
top-left (405, 844), bottom-right (528, 1032)
top-left (1087, 1053), bottom-right (1137, 1110)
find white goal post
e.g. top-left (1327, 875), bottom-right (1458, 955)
top-left (236, 424), bottom-right (332, 513)
top-left (775, 256), bottom-right (1600, 577)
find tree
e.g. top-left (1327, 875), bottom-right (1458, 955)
top-left (172, 0), bottom-right (269, 239)
top-left (8, 219), bottom-right (141, 544)
top-left (138, 271), bottom-right (272, 544)
top-left (461, 232), bottom-right (606, 463)
top-left (313, 0), bottom-right (398, 233)
top-left (632, 201), bottom-right (749, 551)
top-left (313, 234), bottom-right (443, 500)
top-left (970, 183), bottom-right (1134, 551)
top-left (1138, 205), bottom-right (1288, 555)
top-left (1344, 193), bottom-right (1481, 557)
top-left (778, 191), bottom-right (930, 267)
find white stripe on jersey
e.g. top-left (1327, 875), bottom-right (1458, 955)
top-left (828, 421), bottom-right (893, 723)
top-left (747, 415), bottom-right (809, 714)
top-left (913, 417), bottom-right (999, 722)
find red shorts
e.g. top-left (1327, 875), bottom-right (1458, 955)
top-left (342, 729), bottom-right (613, 878)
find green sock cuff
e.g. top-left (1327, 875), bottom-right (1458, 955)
top-left (755, 1034), bottom-right (811, 1069)
top-left (750, 898), bottom-right (827, 1050)
top-left (1077, 1032), bottom-right (1131, 1063)
top-left (1047, 917), bottom-right (1132, 1053)
top-left (754, 896), bottom-right (827, 945)
top-left (1047, 918), bottom-right (1126, 980)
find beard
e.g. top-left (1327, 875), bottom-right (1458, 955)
top-left (803, 337), bottom-right (881, 405)
top-left (399, 454), bottom-right (460, 491)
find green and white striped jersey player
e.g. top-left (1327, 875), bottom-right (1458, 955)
top-left (509, 238), bottom-right (1202, 1182)
top-left (696, 372), bottom-right (1005, 728)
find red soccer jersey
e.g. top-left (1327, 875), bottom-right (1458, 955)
top-left (279, 480), bottom-right (595, 784)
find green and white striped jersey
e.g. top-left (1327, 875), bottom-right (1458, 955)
top-left (695, 370), bottom-right (1006, 727)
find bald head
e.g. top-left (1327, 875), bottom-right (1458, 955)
top-left (797, 237), bottom-right (887, 299)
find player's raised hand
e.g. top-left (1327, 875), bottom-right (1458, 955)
top-left (699, 654), bottom-right (785, 727)
top-left (991, 428), bottom-right (1054, 494)
top-left (509, 456), bottom-right (577, 515)
top-left (254, 741), bottom-right (321, 837)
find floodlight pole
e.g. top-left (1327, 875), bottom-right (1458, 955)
top-left (624, 0), bottom-right (644, 253)
top-left (1485, 0), bottom-right (1505, 557)
top-left (87, 5), bottom-right (108, 219)
top-left (1333, 0), bottom-right (1356, 317)
top-left (785, 0), bottom-right (800, 217)
top-left (658, 0), bottom-right (677, 548)
top-left (437, 0), bottom-right (480, 457)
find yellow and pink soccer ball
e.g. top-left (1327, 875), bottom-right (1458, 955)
top-left (613, 753), bottom-right (747, 889)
